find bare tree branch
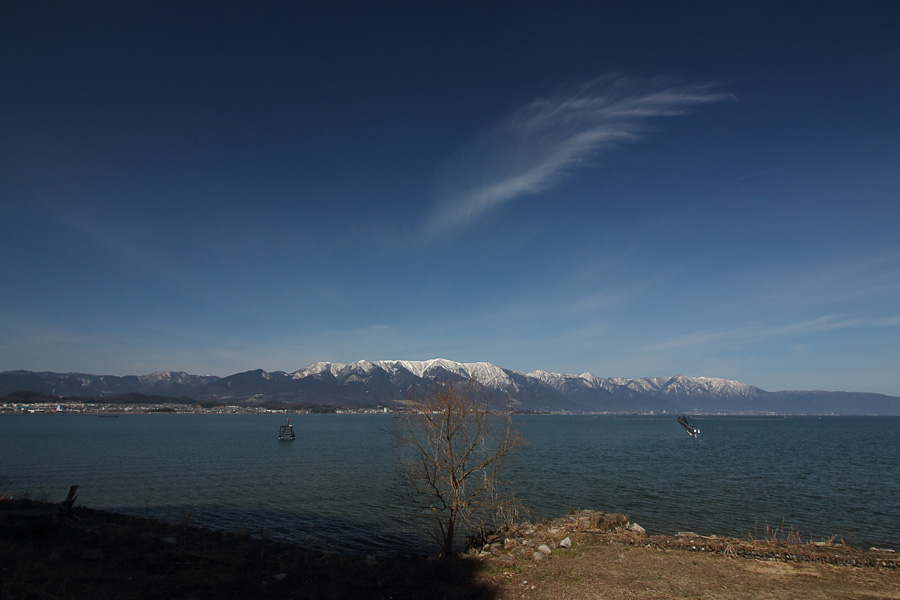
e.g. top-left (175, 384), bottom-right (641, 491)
top-left (393, 378), bottom-right (524, 556)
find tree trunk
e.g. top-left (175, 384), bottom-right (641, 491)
top-left (443, 516), bottom-right (455, 557)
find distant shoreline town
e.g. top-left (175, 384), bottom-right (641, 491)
top-left (0, 398), bottom-right (392, 416)
top-left (0, 397), bottom-right (840, 417)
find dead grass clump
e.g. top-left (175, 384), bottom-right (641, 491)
top-left (595, 512), bottom-right (629, 531)
top-left (749, 519), bottom-right (805, 545)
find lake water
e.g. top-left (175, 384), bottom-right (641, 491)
top-left (2, 414), bottom-right (898, 554)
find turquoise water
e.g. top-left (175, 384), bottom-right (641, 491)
top-left (2, 414), bottom-right (898, 553)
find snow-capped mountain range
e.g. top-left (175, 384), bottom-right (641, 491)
top-left (2, 359), bottom-right (899, 414)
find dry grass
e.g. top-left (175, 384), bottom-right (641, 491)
top-left (748, 519), bottom-right (807, 546)
top-left (476, 531), bottom-right (900, 600)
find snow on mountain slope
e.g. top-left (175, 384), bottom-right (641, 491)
top-left (526, 369), bottom-right (759, 398)
top-left (390, 359), bottom-right (517, 389)
top-left (292, 358), bottom-right (519, 391)
top-left (136, 371), bottom-right (220, 391)
top-left (292, 362), bottom-right (345, 378)
top-left (5, 362), bottom-right (898, 413)
top-left (291, 359), bottom-right (762, 402)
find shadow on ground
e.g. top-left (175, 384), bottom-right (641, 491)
top-left (0, 500), bottom-right (496, 600)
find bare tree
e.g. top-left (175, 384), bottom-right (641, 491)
top-left (393, 378), bottom-right (523, 557)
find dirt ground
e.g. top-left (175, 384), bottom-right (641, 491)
top-left (475, 530), bottom-right (900, 600)
top-left (2, 500), bottom-right (898, 600)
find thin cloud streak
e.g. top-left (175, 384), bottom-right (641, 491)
top-left (649, 315), bottom-right (900, 352)
top-left (426, 76), bottom-right (733, 234)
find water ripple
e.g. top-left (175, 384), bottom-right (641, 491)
top-left (2, 414), bottom-right (898, 551)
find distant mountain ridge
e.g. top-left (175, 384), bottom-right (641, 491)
top-left (0, 369), bottom-right (219, 398)
top-left (2, 359), bottom-right (899, 415)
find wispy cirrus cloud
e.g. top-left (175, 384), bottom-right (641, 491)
top-left (648, 315), bottom-right (900, 352)
top-left (425, 75), bottom-right (733, 234)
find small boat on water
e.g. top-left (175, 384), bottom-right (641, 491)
top-left (278, 417), bottom-right (296, 440)
top-left (677, 416), bottom-right (700, 438)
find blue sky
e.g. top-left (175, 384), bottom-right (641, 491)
top-left (2, 1), bottom-right (899, 395)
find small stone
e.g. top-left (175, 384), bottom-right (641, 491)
top-left (47, 552), bottom-right (61, 563)
top-left (537, 544), bottom-right (552, 555)
top-left (162, 537), bottom-right (177, 544)
top-left (532, 551), bottom-right (545, 561)
top-left (559, 537), bottom-right (572, 549)
top-left (628, 523), bottom-right (646, 535)
top-left (273, 573), bottom-right (287, 581)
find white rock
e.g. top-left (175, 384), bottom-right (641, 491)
top-left (559, 537), bottom-right (572, 548)
top-left (628, 523), bottom-right (646, 535)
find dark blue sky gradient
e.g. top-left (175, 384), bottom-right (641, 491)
top-left (2, 1), bottom-right (899, 395)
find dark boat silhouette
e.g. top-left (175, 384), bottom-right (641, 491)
top-left (677, 415), bottom-right (699, 438)
top-left (278, 417), bottom-right (296, 440)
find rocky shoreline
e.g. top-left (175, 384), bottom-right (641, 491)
top-left (468, 509), bottom-right (899, 570)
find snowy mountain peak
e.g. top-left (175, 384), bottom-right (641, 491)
top-left (291, 359), bottom-right (767, 401)
top-left (4, 364), bottom-right (897, 414)
top-left (292, 361), bottom-right (346, 378)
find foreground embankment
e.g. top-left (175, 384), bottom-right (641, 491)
top-left (2, 499), bottom-right (898, 600)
